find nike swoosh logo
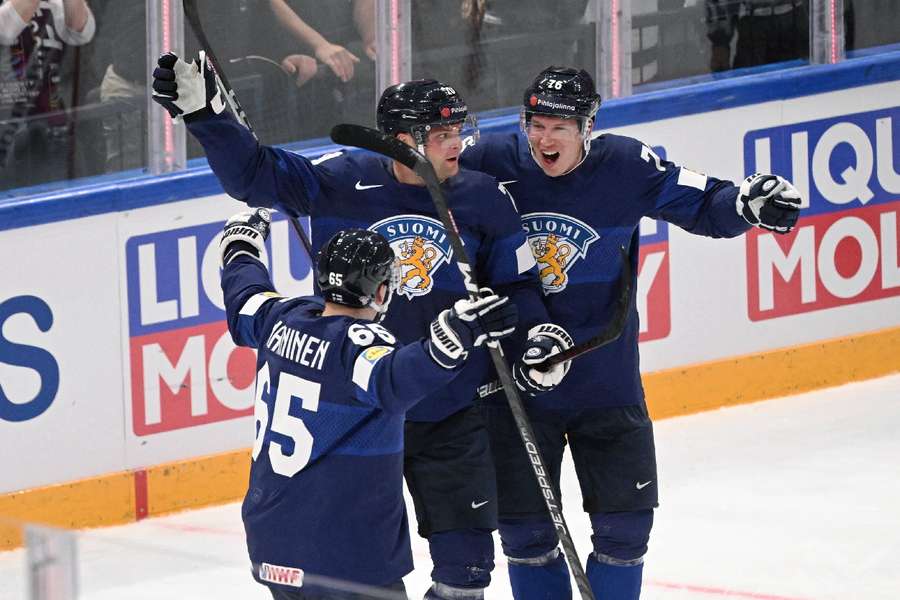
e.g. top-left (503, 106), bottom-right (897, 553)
top-left (471, 500), bottom-right (489, 509)
top-left (499, 180), bottom-right (518, 186)
top-left (355, 181), bottom-right (384, 190)
top-left (636, 481), bottom-right (653, 490)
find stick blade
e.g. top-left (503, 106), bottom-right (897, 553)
top-left (330, 124), bottom-right (421, 170)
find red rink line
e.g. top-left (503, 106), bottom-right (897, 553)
top-left (646, 579), bottom-right (811, 600)
top-left (145, 523), bottom-right (811, 600)
top-left (148, 522), bottom-right (243, 536)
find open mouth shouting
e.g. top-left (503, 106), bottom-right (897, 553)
top-left (539, 150), bottom-right (561, 166)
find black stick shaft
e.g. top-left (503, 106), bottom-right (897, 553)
top-left (330, 124), bottom-right (597, 600)
top-left (182, 0), bottom-right (313, 259)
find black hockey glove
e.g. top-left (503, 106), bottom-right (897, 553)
top-left (427, 291), bottom-right (518, 369)
top-left (737, 173), bottom-right (802, 234)
top-left (513, 324), bottom-right (574, 395)
top-left (219, 208), bottom-right (271, 268)
top-left (152, 51), bottom-right (225, 122)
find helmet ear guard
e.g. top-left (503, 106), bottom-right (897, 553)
top-left (369, 257), bottom-right (401, 319)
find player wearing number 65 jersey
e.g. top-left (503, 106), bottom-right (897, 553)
top-left (220, 213), bottom-right (518, 599)
top-left (154, 54), bottom-right (567, 599)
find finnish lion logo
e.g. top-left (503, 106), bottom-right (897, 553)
top-left (369, 216), bottom-right (453, 298)
top-left (532, 233), bottom-right (573, 287)
top-left (400, 236), bottom-right (438, 290)
top-left (522, 213), bottom-right (599, 294)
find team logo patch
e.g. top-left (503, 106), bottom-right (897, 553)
top-left (363, 345), bottom-right (393, 362)
top-left (521, 213), bottom-right (599, 294)
top-left (370, 216), bottom-right (453, 299)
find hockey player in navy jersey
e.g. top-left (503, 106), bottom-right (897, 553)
top-left (459, 67), bottom-right (803, 600)
top-left (220, 213), bottom-right (519, 599)
top-left (153, 54), bottom-right (572, 599)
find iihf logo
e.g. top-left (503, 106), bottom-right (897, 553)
top-left (521, 212), bottom-right (599, 294)
top-left (369, 215), bottom-right (453, 299)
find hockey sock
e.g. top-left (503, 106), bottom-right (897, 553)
top-left (586, 553), bottom-right (643, 600)
top-left (507, 548), bottom-right (572, 600)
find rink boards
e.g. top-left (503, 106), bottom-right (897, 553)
top-left (1, 51), bottom-right (899, 548)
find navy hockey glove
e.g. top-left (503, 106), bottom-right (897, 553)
top-left (514, 323), bottom-right (574, 395)
top-left (737, 173), bottom-right (802, 234)
top-left (152, 51), bottom-right (225, 121)
top-left (428, 291), bottom-right (518, 369)
top-left (219, 208), bottom-right (271, 268)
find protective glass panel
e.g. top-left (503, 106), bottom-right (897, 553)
top-left (1, 517), bottom-right (410, 600)
top-left (184, 0), bottom-right (378, 160)
top-left (410, 1), bottom-right (597, 113)
top-left (632, 0), bottom-right (811, 90)
top-left (847, 0), bottom-right (900, 52)
top-left (0, 0), bottom-right (147, 193)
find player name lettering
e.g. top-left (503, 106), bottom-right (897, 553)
top-left (265, 321), bottom-right (330, 370)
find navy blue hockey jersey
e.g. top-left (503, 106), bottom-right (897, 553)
top-left (190, 112), bottom-right (546, 421)
top-left (461, 132), bottom-right (751, 410)
top-left (222, 255), bottom-right (464, 590)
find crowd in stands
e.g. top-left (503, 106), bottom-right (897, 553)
top-left (0, 0), bottom-right (895, 191)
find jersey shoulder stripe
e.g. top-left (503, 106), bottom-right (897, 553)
top-left (240, 291), bottom-right (285, 316)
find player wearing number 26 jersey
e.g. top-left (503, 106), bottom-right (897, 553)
top-left (219, 216), bottom-right (518, 599)
top-left (461, 67), bottom-right (801, 600)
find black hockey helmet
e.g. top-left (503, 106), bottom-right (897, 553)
top-left (377, 79), bottom-right (478, 147)
top-left (316, 229), bottom-right (399, 314)
top-left (522, 66), bottom-right (601, 122)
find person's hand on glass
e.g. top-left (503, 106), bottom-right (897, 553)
top-left (313, 42), bottom-right (359, 82)
top-left (364, 39), bottom-right (376, 61)
top-left (280, 54), bottom-right (318, 87)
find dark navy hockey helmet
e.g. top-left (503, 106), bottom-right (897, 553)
top-left (522, 66), bottom-right (601, 123)
top-left (316, 229), bottom-right (399, 314)
top-left (376, 79), bottom-right (478, 146)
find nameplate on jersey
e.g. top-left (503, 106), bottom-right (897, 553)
top-left (266, 321), bottom-right (330, 369)
top-left (521, 213), bottom-right (599, 294)
top-left (369, 215), bottom-right (453, 299)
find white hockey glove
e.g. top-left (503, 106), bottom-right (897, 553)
top-left (219, 208), bottom-right (271, 268)
top-left (513, 324), bottom-right (574, 395)
top-left (427, 291), bottom-right (518, 369)
top-left (152, 51), bottom-right (225, 121)
top-left (736, 173), bottom-right (802, 234)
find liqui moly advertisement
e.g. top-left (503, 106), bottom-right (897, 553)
top-left (744, 107), bottom-right (900, 321)
top-left (121, 203), bottom-right (313, 465)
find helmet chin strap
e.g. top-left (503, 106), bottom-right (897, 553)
top-left (370, 287), bottom-right (393, 323)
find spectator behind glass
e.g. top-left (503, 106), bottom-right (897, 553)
top-left (268, 0), bottom-right (376, 138)
top-left (482, 0), bottom-right (588, 107)
top-left (0, 0), bottom-right (94, 188)
top-left (93, 0), bottom-right (319, 172)
top-left (94, 0), bottom-right (146, 172)
top-left (411, 1), bottom-right (488, 111)
top-left (705, 0), bottom-right (810, 71)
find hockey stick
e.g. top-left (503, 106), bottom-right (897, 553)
top-left (539, 245), bottom-right (631, 369)
top-left (476, 246), bottom-right (631, 398)
top-left (330, 123), bottom-right (596, 600)
top-left (182, 0), bottom-right (313, 260)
